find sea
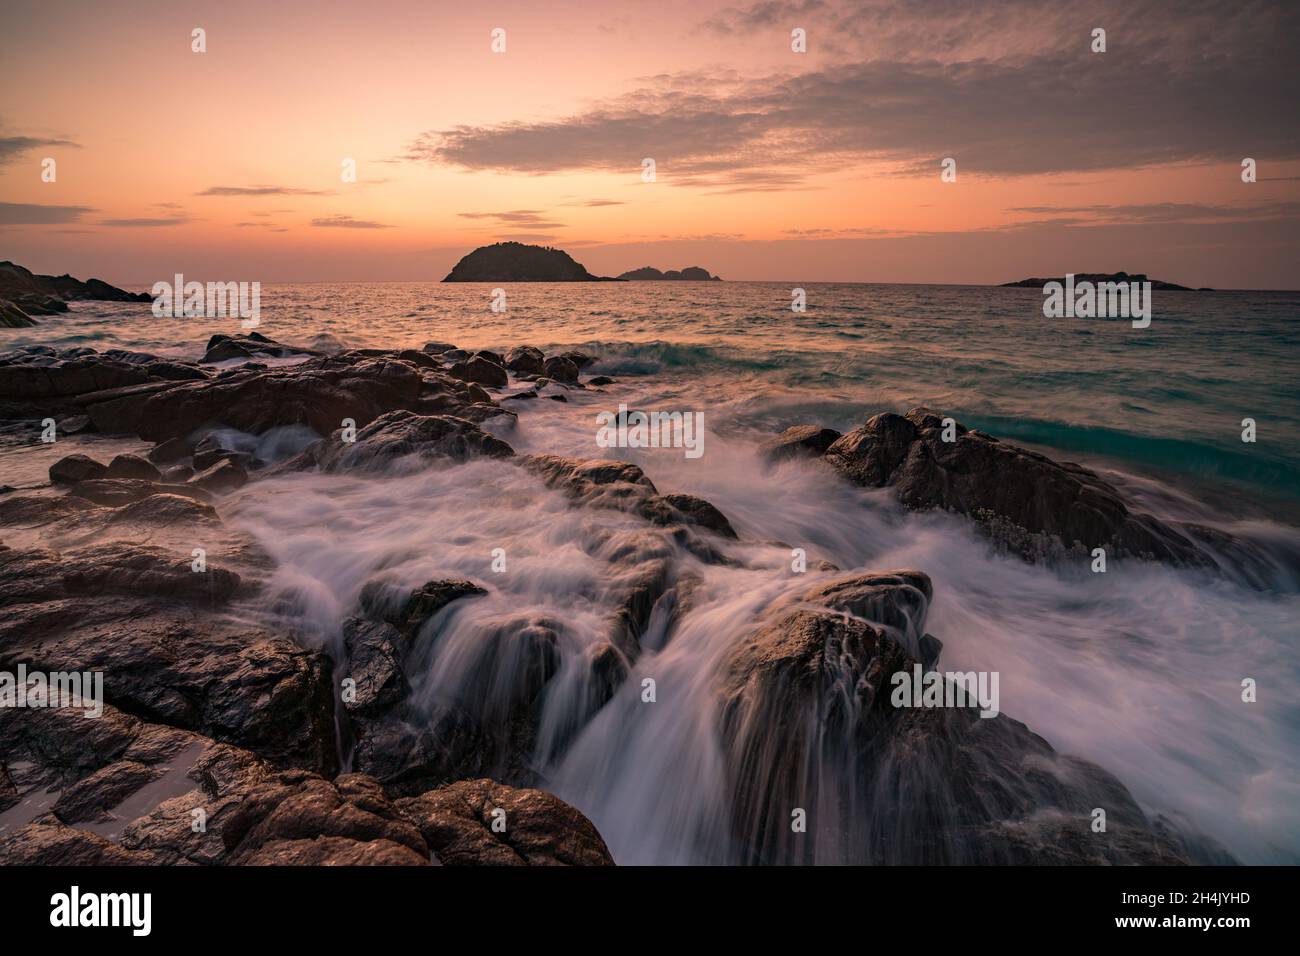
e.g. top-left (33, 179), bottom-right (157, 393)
top-left (3, 281), bottom-right (1298, 863)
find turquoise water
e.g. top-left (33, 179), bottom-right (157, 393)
top-left (5, 281), bottom-right (1298, 863)
top-left (7, 281), bottom-right (1297, 508)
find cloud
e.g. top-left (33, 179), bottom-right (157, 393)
top-left (404, 2), bottom-right (1297, 184)
top-left (562, 199), bottom-right (626, 207)
top-left (701, 0), bottom-right (827, 35)
top-left (458, 209), bottom-right (566, 229)
top-left (0, 134), bottom-right (79, 165)
top-left (100, 216), bottom-right (190, 227)
top-left (1009, 201), bottom-right (1300, 225)
top-left (0, 201), bottom-right (95, 224)
top-left (199, 185), bottom-right (332, 196)
top-left (310, 215), bottom-right (392, 229)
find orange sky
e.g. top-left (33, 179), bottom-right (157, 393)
top-left (2, 0), bottom-right (1297, 287)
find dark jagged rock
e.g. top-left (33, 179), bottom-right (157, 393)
top-left (83, 353), bottom-right (447, 442)
top-left (718, 569), bottom-right (1195, 865)
top-left (105, 453), bottom-right (162, 482)
top-left (0, 260), bottom-right (151, 303)
top-left (0, 698), bottom-right (614, 866)
top-left (448, 355), bottom-right (508, 388)
top-left (1001, 272), bottom-right (1201, 292)
top-left (504, 346), bottom-right (545, 375)
top-left (0, 542), bottom-right (336, 774)
top-left (823, 408), bottom-right (1216, 566)
top-left (397, 778), bottom-right (615, 865)
top-left (281, 410), bottom-right (514, 475)
top-left (66, 478), bottom-right (213, 507)
top-left (358, 578), bottom-right (488, 639)
top-left (616, 265), bottom-right (721, 281)
top-left (542, 355), bottom-right (579, 384)
top-left (442, 242), bottom-right (615, 282)
top-left (0, 298), bottom-right (36, 328)
top-left (49, 453), bottom-right (108, 484)
top-left (637, 492), bottom-right (737, 539)
top-left (188, 458), bottom-right (249, 494)
top-left (201, 332), bottom-right (319, 364)
top-left (762, 424), bottom-right (842, 463)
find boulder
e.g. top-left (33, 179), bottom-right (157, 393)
top-left (288, 410), bottom-right (514, 475)
top-left (49, 453), bottom-right (107, 484)
top-left (447, 355), bottom-right (509, 388)
top-left (824, 408), bottom-right (1213, 566)
top-left (397, 778), bottom-right (615, 865)
top-left (105, 453), bottom-right (162, 482)
top-left (718, 569), bottom-right (1194, 865)
top-left (762, 424), bottom-right (842, 463)
top-left (504, 346), bottom-right (546, 375)
top-left (542, 356), bottom-right (579, 384)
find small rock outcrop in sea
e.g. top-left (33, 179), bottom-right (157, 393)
top-left (1000, 272), bottom-right (1207, 291)
top-left (768, 406), bottom-right (1274, 581)
top-left (616, 266), bottom-right (722, 281)
top-left (442, 242), bottom-right (616, 282)
top-left (0, 260), bottom-right (151, 326)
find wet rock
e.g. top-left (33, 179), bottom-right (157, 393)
top-left (825, 408), bottom-right (1213, 566)
top-left (557, 350), bottom-right (594, 370)
top-left (49, 453), bottom-right (107, 484)
top-left (67, 478), bottom-right (214, 507)
top-left (201, 332), bottom-right (317, 364)
top-left (504, 346), bottom-right (545, 375)
top-left (0, 356), bottom-right (156, 401)
top-left (289, 410), bottom-right (514, 475)
top-left (188, 458), bottom-right (249, 494)
top-left (587, 375), bottom-right (615, 386)
top-left (0, 822), bottom-right (158, 864)
top-left (147, 436), bottom-right (192, 464)
top-left (0, 494), bottom-right (96, 527)
top-left (397, 778), bottom-right (614, 865)
top-left (638, 493), bottom-right (737, 539)
top-left (0, 298), bottom-right (36, 328)
top-left (542, 355), bottom-right (579, 384)
top-left (358, 578), bottom-right (487, 639)
top-left (105, 453), bottom-right (162, 481)
top-left (718, 568), bottom-right (1193, 865)
top-left (422, 342), bottom-right (458, 355)
top-left (448, 355), bottom-right (509, 388)
top-left (118, 355), bottom-right (435, 443)
top-left (0, 542), bottom-right (336, 774)
top-left (221, 771), bottom-right (429, 865)
top-left (762, 424), bottom-right (842, 463)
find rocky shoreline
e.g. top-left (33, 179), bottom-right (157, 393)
top-left (0, 332), bottom-right (1243, 864)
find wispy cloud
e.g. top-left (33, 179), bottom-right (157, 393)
top-left (458, 209), bottom-right (566, 229)
top-left (100, 216), bottom-right (190, 227)
top-left (404, 1), bottom-right (1298, 186)
top-left (0, 201), bottom-right (94, 224)
top-left (0, 134), bottom-right (79, 165)
top-left (311, 214), bottom-right (392, 229)
top-left (199, 185), bottom-right (333, 196)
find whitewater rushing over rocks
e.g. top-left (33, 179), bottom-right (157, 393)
top-left (2, 293), bottom-right (1298, 866)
